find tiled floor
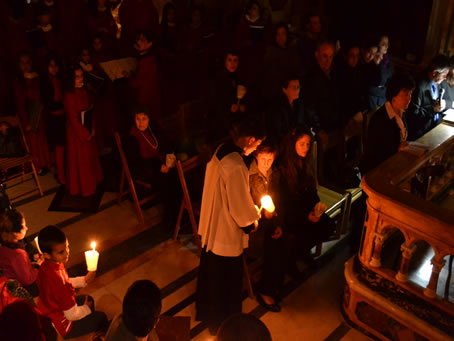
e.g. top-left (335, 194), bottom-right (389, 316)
top-left (11, 172), bottom-right (372, 341)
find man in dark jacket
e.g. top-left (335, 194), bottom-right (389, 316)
top-left (406, 55), bottom-right (450, 140)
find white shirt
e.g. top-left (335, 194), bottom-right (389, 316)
top-left (198, 146), bottom-right (259, 257)
top-left (385, 101), bottom-right (407, 142)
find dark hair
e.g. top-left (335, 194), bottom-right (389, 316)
top-left (428, 54), bottom-right (450, 73)
top-left (254, 138), bottom-right (279, 157)
top-left (245, 0), bottom-right (262, 16)
top-left (135, 31), bottom-right (154, 44)
top-left (64, 64), bottom-right (83, 93)
top-left (224, 48), bottom-right (240, 60)
top-left (130, 104), bottom-right (151, 124)
top-left (217, 313), bottom-right (272, 341)
top-left (46, 54), bottom-right (62, 77)
top-left (385, 72), bottom-right (415, 102)
top-left (122, 280), bottom-right (162, 337)
top-left (161, 2), bottom-right (176, 27)
top-left (280, 125), bottom-right (314, 189)
top-left (280, 72), bottom-right (300, 90)
top-left (233, 115), bottom-right (266, 140)
top-left (0, 210), bottom-right (24, 243)
top-left (0, 301), bottom-right (45, 341)
top-left (38, 225), bottom-right (66, 255)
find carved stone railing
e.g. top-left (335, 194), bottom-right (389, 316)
top-left (344, 122), bottom-right (454, 340)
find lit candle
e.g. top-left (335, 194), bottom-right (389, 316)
top-left (260, 195), bottom-right (275, 213)
top-left (85, 242), bottom-right (99, 271)
top-left (34, 236), bottom-right (42, 254)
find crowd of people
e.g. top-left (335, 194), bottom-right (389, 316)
top-left (1, 0), bottom-right (454, 340)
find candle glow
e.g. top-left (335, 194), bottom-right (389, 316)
top-left (85, 241), bottom-right (99, 271)
top-left (260, 195), bottom-right (275, 213)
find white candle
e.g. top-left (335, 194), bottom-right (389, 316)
top-left (260, 195), bottom-right (275, 213)
top-left (34, 236), bottom-right (42, 254)
top-left (85, 242), bottom-right (99, 271)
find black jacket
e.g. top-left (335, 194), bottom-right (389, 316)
top-left (360, 104), bottom-right (404, 175)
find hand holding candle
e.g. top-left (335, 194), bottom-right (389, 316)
top-left (260, 195), bottom-right (275, 213)
top-left (85, 241), bottom-right (99, 272)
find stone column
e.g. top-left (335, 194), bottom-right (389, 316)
top-left (396, 243), bottom-right (416, 282)
top-left (424, 257), bottom-right (446, 298)
top-left (370, 232), bottom-right (385, 268)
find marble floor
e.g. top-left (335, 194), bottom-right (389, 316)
top-left (10, 172), bottom-right (373, 341)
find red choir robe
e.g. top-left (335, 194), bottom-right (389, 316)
top-left (64, 88), bottom-right (103, 196)
top-left (87, 8), bottom-right (117, 53)
top-left (14, 76), bottom-right (51, 171)
top-left (119, 0), bottom-right (159, 54)
top-left (129, 53), bottom-right (161, 119)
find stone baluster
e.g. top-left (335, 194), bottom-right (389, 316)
top-left (424, 257), bottom-right (446, 298)
top-left (369, 232), bottom-right (385, 268)
top-left (396, 243), bottom-right (416, 282)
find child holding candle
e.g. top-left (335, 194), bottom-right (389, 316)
top-left (36, 225), bottom-right (108, 339)
top-left (0, 210), bottom-right (43, 297)
top-left (249, 140), bottom-right (286, 312)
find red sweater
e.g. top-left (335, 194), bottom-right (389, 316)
top-left (0, 245), bottom-right (38, 287)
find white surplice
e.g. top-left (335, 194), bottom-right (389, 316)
top-left (198, 147), bottom-right (259, 257)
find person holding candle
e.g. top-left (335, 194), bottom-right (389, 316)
top-left (248, 140), bottom-right (286, 312)
top-left (279, 126), bottom-right (335, 262)
top-left (0, 209), bottom-right (43, 297)
top-left (195, 117), bottom-right (264, 335)
top-left (36, 225), bottom-right (108, 339)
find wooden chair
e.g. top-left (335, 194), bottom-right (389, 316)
top-left (173, 157), bottom-right (202, 253)
top-left (114, 132), bottom-right (158, 225)
top-left (0, 115), bottom-right (43, 201)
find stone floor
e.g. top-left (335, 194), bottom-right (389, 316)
top-left (9, 172), bottom-right (374, 341)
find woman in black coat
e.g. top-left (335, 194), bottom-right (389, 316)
top-left (279, 126), bottom-right (335, 259)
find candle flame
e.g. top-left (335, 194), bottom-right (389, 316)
top-left (91, 241), bottom-right (96, 251)
top-left (260, 195), bottom-right (275, 213)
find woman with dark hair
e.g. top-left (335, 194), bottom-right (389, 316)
top-left (210, 49), bottom-right (248, 141)
top-left (360, 72), bottom-right (415, 175)
top-left (64, 64), bottom-right (103, 197)
top-left (129, 31), bottom-right (161, 120)
top-left (40, 55), bottom-right (66, 184)
top-left (87, 0), bottom-right (117, 53)
top-left (261, 22), bottom-right (302, 101)
top-left (125, 106), bottom-right (179, 227)
top-left (14, 53), bottom-right (51, 175)
top-left (279, 126), bottom-right (335, 260)
top-left (160, 2), bottom-right (182, 55)
top-left (367, 34), bottom-right (394, 110)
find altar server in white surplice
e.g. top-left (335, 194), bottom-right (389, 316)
top-left (195, 118), bottom-right (264, 335)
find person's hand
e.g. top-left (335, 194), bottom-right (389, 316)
top-left (263, 209), bottom-right (275, 219)
top-left (85, 271), bottom-right (96, 284)
top-left (398, 141), bottom-right (409, 152)
top-left (83, 295), bottom-right (93, 308)
top-left (308, 211), bottom-right (321, 223)
top-left (352, 111), bottom-right (363, 123)
top-left (317, 130), bottom-right (329, 146)
top-left (230, 103), bottom-right (239, 113)
top-left (239, 104), bottom-right (246, 112)
top-left (251, 219), bottom-right (259, 233)
top-left (25, 125), bottom-right (32, 132)
top-left (160, 164), bottom-right (169, 173)
top-left (373, 53), bottom-right (383, 65)
top-left (272, 226), bottom-right (283, 239)
top-left (433, 99), bottom-right (445, 113)
top-left (35, 253), bottom-right (44, 266)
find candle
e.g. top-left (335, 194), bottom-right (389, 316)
top-left (260, 195), bottom-right (275, 213)
top-left (85, 241), bottom-right (99, 271)
top-left (34, 236), bottom-right (42, 254)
